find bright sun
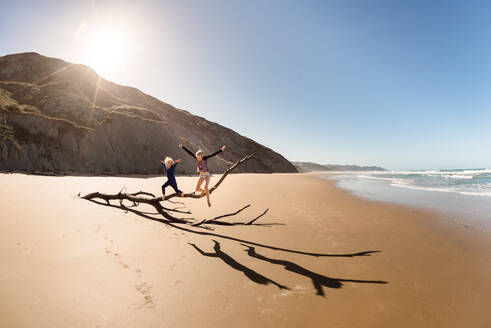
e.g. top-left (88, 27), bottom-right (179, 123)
top-left (85, 25), bottom-right (129, 77)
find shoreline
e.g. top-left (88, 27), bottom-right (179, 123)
top-left (319, 172), bottom-right (491, 252)
top-left (321, 172), bottom-right (491, 253)
top-left (1, 172), bottom-right (490, 327)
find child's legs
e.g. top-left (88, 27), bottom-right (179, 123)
top-left (204, 176), bottom-right (211, 204)
top-left (170, 182), bottom-right (182, 194)
top-left (196, 177), bottom-right (205, 192)
top-left (161, 181), bottom-right (171, 195)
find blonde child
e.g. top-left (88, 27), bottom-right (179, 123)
top-left (160, 156), bottom-right (184, 200)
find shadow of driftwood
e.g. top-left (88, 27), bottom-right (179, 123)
top-left (189, 240), bottom-right (289, 290)
top-left (87, 199), bottom-right (388, 297)
top-left (88, 199), bottom-right (381, 258)
top-left (242, 245), bottom-right (388, 297)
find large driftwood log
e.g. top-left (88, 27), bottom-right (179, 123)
top-left (81, 153), bottom-right (267, 227)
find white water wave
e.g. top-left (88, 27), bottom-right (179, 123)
top-left (367, 168), bottom-right (491, 178)
top-left (358, 173), bottom-right (491, 197)
top-left (440, 174), bottom-right (474, 179)
top-left (391, 182), bottom-right (491, 197)
top-left (390, 178), bottom-right (491, 197)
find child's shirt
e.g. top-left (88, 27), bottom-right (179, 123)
top-left (182, 146), bottom-right (223, 173)
top-left (162, 162), bottom-right (178, 181)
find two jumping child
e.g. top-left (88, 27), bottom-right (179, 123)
top-left (160, 144), bottom-right (227, 207)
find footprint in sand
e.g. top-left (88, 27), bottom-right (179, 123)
top-left (16, 242), bottom-right (23, 253)
top-left (135, 269), bottom-right (143, 277)
top-left (135, 282), bottom-right (151, 294)
top-left (105, 247), bottom-right (112, 254)
top-left (112, 253), bottom-right (129, 268)
top-left (19, 247), bottom-right (30, 255)
top-left (118, 261), bottom-right (129, 269)
top-left (133, 282), bottom-right (155, 309)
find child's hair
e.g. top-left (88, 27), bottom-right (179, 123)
top-left (164, 156), bottom-right (175, 166)
top-left (195, 149), bottom-right (204, 157)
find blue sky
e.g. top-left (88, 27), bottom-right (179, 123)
top-left (1, 0), bottom-right (491, 170)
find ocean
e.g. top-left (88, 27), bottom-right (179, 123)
top-left (324, 168), bottom-right (491, 232)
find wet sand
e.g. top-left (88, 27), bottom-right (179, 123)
top-left (1, 172), bottom-right (490, 327)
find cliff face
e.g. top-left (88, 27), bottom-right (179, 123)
top-left (0, 53), bottom-right (297, 175)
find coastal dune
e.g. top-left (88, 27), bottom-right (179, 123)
top-left (1, 173), bottom-right (490, 327)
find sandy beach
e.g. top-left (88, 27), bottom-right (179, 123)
top-left (1, 172), bottom-right (491, 327)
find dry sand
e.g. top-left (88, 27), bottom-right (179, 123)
top-left (1, 172), bottom-right (490, 327)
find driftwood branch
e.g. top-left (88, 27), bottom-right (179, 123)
top-left (82, 191), bottom-right (190, 224)
top-left (190, 205), bottom-right (269, 226)
top-left (209, 204), bottom-right (251, 221)
top-left (246, 208), bottom-right (269, 225)
top-left (80, 152), bottom-right (266, 227)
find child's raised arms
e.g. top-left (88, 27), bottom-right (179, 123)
top-left (179, 144), bottom-right (196, 158)
top-left (203, 145), bottom-right (226, 160)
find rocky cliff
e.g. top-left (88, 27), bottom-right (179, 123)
top-left (0, 53), bottom-right (297, 175)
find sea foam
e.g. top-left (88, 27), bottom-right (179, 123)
top-left (357, 168), bottom-right (491, 198)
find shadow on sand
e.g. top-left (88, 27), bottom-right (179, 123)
top-left (189, 240), bottom-right (289, 290)
top-left (88, 199), bottom-right (380, 258)
top-left (87, 199), bottom-right (389, 296)
top-left (241, 244), bottom-right (388, 296)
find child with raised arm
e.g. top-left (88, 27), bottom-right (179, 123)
top-left (160, 156), bottom-right (184, 200)
top-left (179, 143), bottom-right (226, 207)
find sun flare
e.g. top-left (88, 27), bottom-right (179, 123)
top-left (85, 25), bottom-right (130, 77)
